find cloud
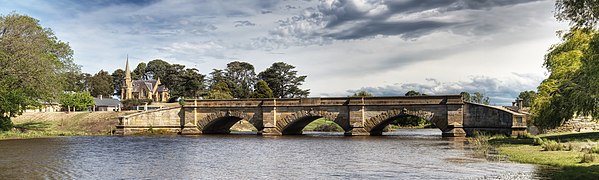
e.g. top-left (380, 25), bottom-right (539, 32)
top-left (253, 0), bottom-right (543, 48)
top-left (234, 20), bottom-right (256, 27)
top-left (347, 73), bottom-right (544, 105)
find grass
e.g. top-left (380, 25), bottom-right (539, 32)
top-left (1, 111), bottom-right (135, 140)
top-left (303, 118), bottom-right (343, 132)
top-left (472, 131), bottom-right (599, 179)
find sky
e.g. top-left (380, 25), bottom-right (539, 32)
top-left (1, 0), bottom-right (569, 105)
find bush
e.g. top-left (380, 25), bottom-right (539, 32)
top-left (542, 140), bottom-right (564, 151)
top-left (580, 153), bottom-right (597, 163)
top-left (121, 99), bottom-right (153, 110)
top-left (313, 124), bottom-right (340, 132)
top-left (0, 116), bottom-right (13, 131)
top-left (592, 144), bottom-right (599, 154)
top-left (533, 137), bottom-right (545, 146)
top-left (517, 133), bottom-right (534, 139)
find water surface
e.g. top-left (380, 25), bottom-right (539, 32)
top-left (0, 129), bottom-right (538, 179)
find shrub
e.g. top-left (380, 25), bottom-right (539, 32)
top-left (533, 137), bottom-right (545, 146)
top-left (565, 143), bottom-right (579, 151)
top-left (517, 133), bottom-right (534, 139)
top-left (580, 153), bottom-right (597, 163)
top-left (592, 144), bottom-right (599, 154)
top-left (0, 116), bottom-right (13, 131)
top-left (542, 140), bottom-right (564, 151)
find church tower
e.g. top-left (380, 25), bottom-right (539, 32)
top-left (122, 56), bottom-right (133, 100)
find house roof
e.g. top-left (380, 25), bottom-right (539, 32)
top-left (131, 80), bottom-right (168, 93)
top-left (94, 98), bottom-right (122, 107)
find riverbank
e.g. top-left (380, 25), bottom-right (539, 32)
top-left (0, 111), bottom-right (136, 140)
top-left (474, 132), bottom-right (599, 179)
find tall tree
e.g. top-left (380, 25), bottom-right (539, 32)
top-left (352, 90), bottom-right (373, 97)
top-left (111, 69), bottom-right (125, 97)
top-left (0, 13), bottom-right (74, 130)
top-left (225, 61), bottom-right (256, 99)
top-left (132, 62), bottom-right (147, 80)
top-left (207, 81), bottom-right (233, 100)
top-left (258, 62), bottom-right (310, 98)
top-left (88, 70), bottom-right (114, 97)
top-left (460, 92), bottom-right (471, 102)
top-left (208, 69), bottom-right (226, 89)
top-left (145, 59), bottom-right (170, 80)
top-left (555, 0), bottom-right (599, 29)
top-left (251, 80), bottom-right (274, 98)
top-left (174, 68), bottom-right (206, 98)
top-left (517, 91), bottom-right (537, 107)
top-left (59, 91), bottom-right (94, 112)
top-left (471, 92), bottom-right (490, 105)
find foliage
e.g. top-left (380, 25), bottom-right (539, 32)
top-left (0, 13), bottom-right (74, 130)
top-left (88, 70), bottom-right (114, 97)
top-left (59, 91), bottom-right (94, 111)
top-left (250, 80), bottom-right (274, 98)
top-left (405, 90), bottom-right (424, 96)
top-left (225, 61), bottom-right (256, 99)
top-left (121, 99), bottom-right (153, 109)
top-left (144, 59), bottom-right (170, 80)
top-left (555, 0), bottom-right (599, 29)
top-left (352, 90), bottom-right (373, 97)
top-left (460, 91), bottom-right (490, 105)
top-left (517, 90), bottom-right (537, 107)
top-left (391, 115), bottom-right (430, 127)
top-left (207, 81), bottom-right (233, 100)
top-left (133, 62), bottom-right (147, 80)
top-left (532, 29), bottom-right (593, 129)
top-left (460, 92), bottom-right (471, 102)
top-left (542, 140), bottom-right (565, 151)
top-left (0, 116), bottom-right (13, 131)
top-left (258, 62), bottom-right (310, 98)
top-left (172, 68), bottom-right (206, 98)
top-left (111, 69), bottom-right (125, 97)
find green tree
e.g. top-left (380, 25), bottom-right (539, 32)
top-left (258, 62), bottom-right (310, 98)
top-left (145, 59), bottom-right (170, 80)
top-left (532, 29), bottom-right (592, 129)
top-left (405, 90), bottom-right (423, 96)
top-left (460, 92), bottom-right (471, 102)
top-left (174, 68), bottom-right (206, 98)
top-left (207, 81), bottom-right (233, 100)
top-left (133, 62), bottom-right (147, 80)
top-left (251, 80), bottom-right (274, 98)
top-left (0, 13), bottom-right (74, 130)
top-left (471, 92), bottom-right (490, 105)
top-left (352, 90), bottom-right (373, 97)
top-left (111, 69), bottom-right (125, 97)
top-left (555, 0), bottom-right (599, 29)
top-left (517, 91), bottom-right (537, 107)
top-left (208, 69), bottom-right (226, 90)
top-left (59, 91), bottom-right (94, 112)
top-left (225, 61), bottom-right (257, 99)
top-left (88, 70), bottom-right (114, 98)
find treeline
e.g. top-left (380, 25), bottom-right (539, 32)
top-left (352, 90), bottom-right (492, 105)
top-left (97, 60), bottom-right (310, 101)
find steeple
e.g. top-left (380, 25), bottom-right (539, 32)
top-left (122, 55), bottom-right (133, 100)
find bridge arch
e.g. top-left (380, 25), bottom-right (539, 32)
top-left (277, 110), bottom-right (349, 135)
top-left (198, 111), bottom-right (261, 134)
top-left (364, 109), bottom-right (438, 135)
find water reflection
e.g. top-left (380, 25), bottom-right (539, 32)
top-left (0, 129), bottom-right (539, 179)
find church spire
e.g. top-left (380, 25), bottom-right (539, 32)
top-left (125, 55), bottom-right (131, 79)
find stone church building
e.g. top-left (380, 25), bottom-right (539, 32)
top-left (121, 59), bottom-right (170, 102)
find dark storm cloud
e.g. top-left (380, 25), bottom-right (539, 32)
top-left (258, 0), bottom-right (543, 48)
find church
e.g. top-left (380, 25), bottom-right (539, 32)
top-left (121, 59), bottom-right (170, 102)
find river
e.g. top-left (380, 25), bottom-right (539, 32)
top-left (0, 129), bottom-right (544, 179)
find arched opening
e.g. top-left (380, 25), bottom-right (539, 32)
top-left (202, 116), bottom-right (258, 135)
top-left (302, 118), bottom-right (344, 135)
top-left (281, 116), bottom-right (344, 135)
top-left (370, 115), bottom-right (441, 136)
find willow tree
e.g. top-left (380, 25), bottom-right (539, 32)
top-left (0, 13), bottom-right (74, 130)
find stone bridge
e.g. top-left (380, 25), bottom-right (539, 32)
top-left (115, 95), bottom-right (527, 137)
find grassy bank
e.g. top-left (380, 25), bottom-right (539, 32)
top-left (0, 111), bottom-right (135, 140)
top-left (303, 118), bottom-right (344, 132)
top-left (472, 132), bottom-right (599, 179)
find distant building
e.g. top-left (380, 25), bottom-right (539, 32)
top-left (121, 58), bottom-right (170, 102)
top-left (93, 96), bottom-right (122, 111)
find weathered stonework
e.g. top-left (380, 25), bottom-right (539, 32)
top-left (115, 95), bottom-right (527, 137)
